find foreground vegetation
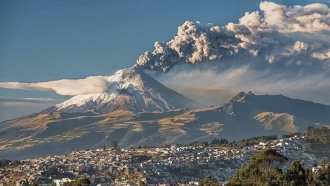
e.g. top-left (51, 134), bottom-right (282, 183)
top-left (221, 148), bottom-right (330, 186)
top-left (306, 126), bottom-right (330, 144)
top-left (199, 127), bottom-right (330, 185)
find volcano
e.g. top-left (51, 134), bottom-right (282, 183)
top-left (45, 68), bottom-right (201, 113)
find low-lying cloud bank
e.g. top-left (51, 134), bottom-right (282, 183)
top-left (0, 76), bottom-right (109, 96)
top-left (153, 64), bottom-right (330, 105)
top-left (0, 97), bottom-right (62, 122)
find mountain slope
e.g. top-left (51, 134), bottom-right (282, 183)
top-left (45, 68), bottom-right (201, 113)
top-left (221, 91), bottom-right (330, 124)
top-left (1, 92), bottom-right (330, 159)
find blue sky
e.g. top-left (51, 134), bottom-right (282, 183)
top-left (1, 0), bottom-right (328, 99)
top-left (1, 0), bottom-right (330, 121)
top-left (0, 0), bottom-right (328, 83)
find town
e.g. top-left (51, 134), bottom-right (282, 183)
top-left (0, 135), bottom-right (321, 186)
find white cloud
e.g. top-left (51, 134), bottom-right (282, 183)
top-left (134, 1), bottom-right (330, 72)
top-left (0, 97), bottom-right (59, 103)
top-left (0, 97), bottom-right (62, 122)
top-left (312, 48), bottom-right (330, 60)
top-left (293, 41), bottom-right (310, 52)
top-left (0, 76), bottom-right (109, 96)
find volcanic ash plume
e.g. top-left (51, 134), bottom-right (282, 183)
top-left (135, 1), bottom-right (330, 73)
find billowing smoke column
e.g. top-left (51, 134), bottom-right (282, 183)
top-left (135, 21), bottom-right (242, 72)
top-left (135, 1), bottom-right (330, 73)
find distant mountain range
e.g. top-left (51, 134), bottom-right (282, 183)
top-left (1, 68), bottom-right (330, 159)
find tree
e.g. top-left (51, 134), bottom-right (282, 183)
top-left (306, 126), bottom-right (330, 144)
top-left (284, 161), bottom-right (307, 186)
top-left (314, 163), bottom-right (330, 186)
top-left (227, 149), bottom-right (288, 186)
top-left (70, 177), bottom-right (90, 186)
top-left (199, 176), bottom-right (218, 186)
top-left (306, 168), bottom-right (315, 185)
top-left (211, 138), bottom-right (221, 145)
top-left (63, 183), bottom-right (71, 186)
top-left (220, 138), bottom-right (229, 145)
top-left (319, 159), bottom-right (326, 167)
top-left (210, 138), bottom-right (229, 145)
top-left (111, 141), bottom-right (119, 150)
top-left (138, 180), bottom-right (146, 186)
top-left (227, 149), bottom-right (330, 186)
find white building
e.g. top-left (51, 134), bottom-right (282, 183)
top-left (53, 178), bottom-right (72, 186)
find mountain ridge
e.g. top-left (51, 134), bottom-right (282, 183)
top-left (1, 91), bottom-right (330, 159)
top-left (227, 91), bottom-right (330, 124)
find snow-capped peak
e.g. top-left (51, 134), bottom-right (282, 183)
top-left (48, 68), bottom-right (200, 113)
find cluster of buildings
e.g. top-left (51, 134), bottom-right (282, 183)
top-left (0, 136), bottom-right (319, 186)
top-left (137, 136), bottom-right (317, 185)
top-left (251, 136), bottom-right (317, 169)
